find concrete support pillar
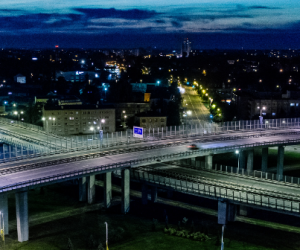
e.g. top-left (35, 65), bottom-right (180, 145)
top-left (0, 193), bottom-right (9, 235)
top-left (141, 183), bottom-right (148, 205)
top-left (121, 168), bottom-right (130, 214)
top-left (200, 161), bottom-right (205, 168)
top-left (246, 150), bottom-right (254, 172)
top-left (87, 175), bottom-right (95, 204)
top-left (227, 203), bottom-right (237, 222)
top-left (277, 146), bottom-right (284, 180)
top-left (205, 155), bottom-right (213, 169)
top-left (191, 157), bottom-right (196, 167)
top-left (239, 150), bottom-right (246, 169)
top-left (78, 177), bottom-right (87, 202)
top-left (15, 191), bottom-right (29, 242)
top-left (104, 172), bottom-right (112, 209)
top-left (180, 159), bottom-right (186, 165)
top-left (261, 147), bottom-right (268, 172)
top-left (239, 205), bottom-right (252, 216)
top-left (151, 187), bottom-right (158, 203)
top-left (167, 190), bottom-right (173, 198)
top-left (195, 157), bottom-right (201, 168)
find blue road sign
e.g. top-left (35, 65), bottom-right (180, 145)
top-left (99, 130), bottom-right (103, 140)
top-left (133, 126), bottom-right (143, 138)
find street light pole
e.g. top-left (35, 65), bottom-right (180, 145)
top-left (104, 222), bottom-right (108, 250)
top-left (0, 211), bottom-right (5, 249)
top-left (235, 150), bottom-right (239, 171)
top-left (99, 119), bottom-right (105, 148)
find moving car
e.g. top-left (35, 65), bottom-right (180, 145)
top-left (188, 144), bottom-right (199, 150)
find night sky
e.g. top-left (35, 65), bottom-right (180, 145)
top-left (0, 1), bottom-right (300, 49)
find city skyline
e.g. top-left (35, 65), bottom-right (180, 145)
top-left (0, 1), bottom-right (300, 49)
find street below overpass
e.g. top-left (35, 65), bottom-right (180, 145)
top-left (182, 86), bottom-right (211, 124)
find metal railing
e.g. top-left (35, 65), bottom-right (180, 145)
top-left (3, 133), bottom-right (300, 190)
top-left (2, 116), bottom-right (300, 147)
top-left (178, 160), bottom-right (300, 186)
top-left (131, 168), bottom-right (300, 214)
top-left (1, 120), bottom-right (300, 163)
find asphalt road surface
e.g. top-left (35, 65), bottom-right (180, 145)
top-left (2, 129), bottom-right (300, 190)
top-left (182, 86), bottom-right (211, 124)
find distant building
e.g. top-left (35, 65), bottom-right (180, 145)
top-left (14, 74), bottom-right (26, 84)
top-left (131, 83), bottom-right (159, 93)
top-left (181, 38), bottom-right (191, 57)
top-left (42, 105), bottom-right (115, 135)
top-left (0, 105), bottom-right (5, 115)
top-left (135, 112), bottom-right (167, 129)
top-left (114, 102), bottom-right (151, 122)
top-left (249, 99), bottom-right (300, 119)
top-left (55, 71), bottom-right (100, 82)
top-left (35, 95), bottom-right (82, 106)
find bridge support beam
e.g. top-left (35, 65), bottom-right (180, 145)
top-left (15, 191), bottom-right (29, 242)
top-left (151, 187), bottom-right (158, 203)
top-left (247, 150), bottom-right (254, 172)
top-left (121, 169), bottom-right (130, 214)
top-left (0, 193), bottom-right (9, 235)
top-left (104, 172), bottom-right (112, 209)
top-left (239, 150), bottom-right (246, 169)
top-left (261, 147), bottom-right (268, 172)
top-left (79, 177), bottom-right (87, 202)
top-left (205, 155), bottom-right (213, 169)
top-left (87, 175), bottom-right (95, 204)
top-left (142, 183), bottom-right (148, 205)
top-left (277, 146), bottom-right (284, 181)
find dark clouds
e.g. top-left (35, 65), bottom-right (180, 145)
top-left (74, 8), bottom-right (158, 20)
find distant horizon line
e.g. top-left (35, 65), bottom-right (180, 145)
top-left (0, 47), bottom-right (299, 51)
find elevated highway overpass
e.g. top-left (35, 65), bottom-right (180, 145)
top-left (1, 117), bottom-right (300, 241)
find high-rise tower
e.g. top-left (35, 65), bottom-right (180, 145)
top-left (181, 38), bottom-right (191, 57)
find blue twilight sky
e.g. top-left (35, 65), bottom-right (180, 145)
top-left (0, 0), bottom-right (300, 49)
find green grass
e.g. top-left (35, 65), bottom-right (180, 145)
top-left (3, 182), bottom-right (300, 250)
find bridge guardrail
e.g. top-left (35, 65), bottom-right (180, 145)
top-left (1, 130), bottom-right (300, 175)
top-left (2, 116), bottom-right (300, 151)
top-left (130, 168), bottom-right (300, 215)
top-left (1, 126), bottom-right (300, 164)
top-left (2, 133), bottom-right (300, 193)
top-left (178, 160), bottom-right (300, 186)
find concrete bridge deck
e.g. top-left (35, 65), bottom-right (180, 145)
top-left (1, 129), bottom-right (300, 192)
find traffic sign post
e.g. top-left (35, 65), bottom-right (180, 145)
top-left (133, 126), bottom-right (143, 139)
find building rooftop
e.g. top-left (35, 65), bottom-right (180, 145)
top-left (44, 104), bottom-right (115, 110)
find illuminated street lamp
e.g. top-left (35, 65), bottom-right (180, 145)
top-left (235, 150), bottom-right (240, 169)
top-left (13, 111), bottom-right (24, 121)
top-left (90, 126), bottom-right (96, 136)
top-left (99, 119), bottom-right (105, 147)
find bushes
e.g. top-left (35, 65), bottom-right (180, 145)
top-left (164, 228), bottom-right (210, 242)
